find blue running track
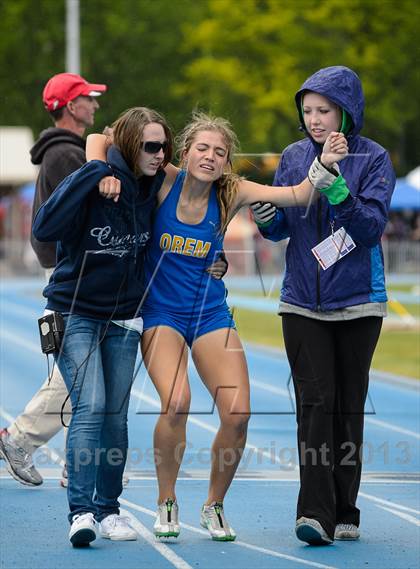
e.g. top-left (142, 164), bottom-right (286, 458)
top-left (1, 278), bottom-right (419, 569)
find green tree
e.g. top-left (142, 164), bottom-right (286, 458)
top-left (0, 0), bottom-right (205, 138)
top-left (178, 0), bottom-right (420, 173)
top-left (80, 0), bottom-right (207, 134)
top-left (1, 0), bottom-right (418, 173)
top-left (0, 0), bottom-right (66, 131)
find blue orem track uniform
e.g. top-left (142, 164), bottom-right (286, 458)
top-left (142, 170), bottom-right (235, 346)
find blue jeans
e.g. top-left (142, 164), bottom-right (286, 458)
top-left (55, 315), bottom-right (140, 523)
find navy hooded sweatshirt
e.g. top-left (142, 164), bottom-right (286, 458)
top-left (260, 66), bottom-right (396, 311)
top-left (32, 146), bottom-right (165, 320)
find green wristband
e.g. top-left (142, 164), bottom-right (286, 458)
top-left (255, 219), bottom-right (274, 228)
top-left (318, 175), bottom-right (350, 205)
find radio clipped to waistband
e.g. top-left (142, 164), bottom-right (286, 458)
top-left (38, 312), bottom-right (64, 354)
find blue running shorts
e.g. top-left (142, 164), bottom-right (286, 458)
top-left (142, 304), bottom-right (236, 348)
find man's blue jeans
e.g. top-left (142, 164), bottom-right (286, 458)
top-left (55, 315), bottom-right (140, 523)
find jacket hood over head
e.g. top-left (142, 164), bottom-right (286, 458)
top-left (295, 66), bottom-right (364, 140)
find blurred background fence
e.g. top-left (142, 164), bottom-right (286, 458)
top-left (1, 154), bottom-right (418, 278)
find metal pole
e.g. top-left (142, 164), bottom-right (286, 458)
top-left (66, 0), bottom-right (80, 74)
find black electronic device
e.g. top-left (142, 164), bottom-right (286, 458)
top-left (38, 312), bottom-right (64, 354)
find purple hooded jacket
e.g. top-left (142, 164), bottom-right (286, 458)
top-left (260, 66), bottom-right (396, 311)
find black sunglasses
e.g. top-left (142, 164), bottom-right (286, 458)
top-left (141, 141), bottom-right (168, 154)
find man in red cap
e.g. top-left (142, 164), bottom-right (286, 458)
top-left (32, 72), bottom-right (107, 268)
top-left (42, 72), bottom-right (107, 114)
top-left (0, 72), bottom-right (107, 487)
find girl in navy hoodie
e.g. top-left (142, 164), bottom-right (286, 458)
top-left (253, 66), bottom-right (396, 545)
top-left (33, 107), bottom-right (173, 546)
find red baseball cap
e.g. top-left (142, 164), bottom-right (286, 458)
top-left (43, 72), bottom-right (107, 111)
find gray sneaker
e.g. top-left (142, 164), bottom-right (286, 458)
top-left (0, 428), bottom-right (43, 486)
top-left (335, 523), bottom-right (360, 540)
top-left (295, 517), bottom-right (333, 545)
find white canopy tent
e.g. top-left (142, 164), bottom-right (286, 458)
top-left (406, 166), bottom-right (420, 190)
top-left (0, 127), bottom-right (38, 191)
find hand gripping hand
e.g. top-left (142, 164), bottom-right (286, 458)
top-left (308, 157), bottom-right (340, 190)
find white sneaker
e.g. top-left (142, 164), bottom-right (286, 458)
top-left (99, 514), bottom-right (137, 541)
top-left (69, 513), bottom-right (97, 546)
top-left (335, 523), bottom-right (360, 540)
top-left (200, 502), bottom-right (236, 541)
top-left (295, 517), bottom-right (333, 545)
top-left (154, 499), bottom-right (180, 538)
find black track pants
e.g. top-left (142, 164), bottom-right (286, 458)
top-left (282, 314), bottom-right (382, 539)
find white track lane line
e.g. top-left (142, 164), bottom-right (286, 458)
top-left (130, 388), bottom-right (294, 468)
top-left (0, 408), bottom-right (17, 424)
top-left (364, 417), bottom-right (420, 440)
top-left (231, 374), bottom-right (420, 443)
top-left (1, 299), bottom-right (40, 320)
top-left (0, 407), bottom-right (193, 569)
top-left (376, 505), bottom-right (420, 526)
top-left (359, 491), bottom-right (420, 515)
top-left (120, 498), bottom-right (338, 569)
top-left (119, 508), bottom-right (193, 569)
top-left (0, 329), bottom-right (41, 355)
top-left (246, 378), bottom-right (420, 441)
top-left (0, 475), bottom-right (337, 569)
top-left (1, 472), bottom-right (419, 485)
top-left (249, 378), bottom-right (290, 398)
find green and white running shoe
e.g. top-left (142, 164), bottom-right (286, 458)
top-left (200, 502), bottom-right (236, 541)
top-left (154, 499), bottom-right (180, 538)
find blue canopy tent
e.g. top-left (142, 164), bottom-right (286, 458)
top-left (19, 182), bottom-right (35, 203)
top-left (391, 179), bottom-right (420, 210)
